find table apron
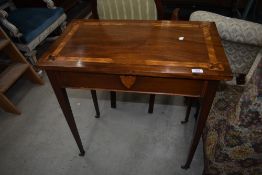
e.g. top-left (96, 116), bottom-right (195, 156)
top-left (55, 71), bottom-right (205, 97)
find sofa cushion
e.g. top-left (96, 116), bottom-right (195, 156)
top-left (7, 7), bottom-right (64, 44)
top-left (189, 10), bottom-right (262, 81)
top-left (190, 11), bottom-right (262, 47)
top-left (222, 41), bottom-right (260, 75)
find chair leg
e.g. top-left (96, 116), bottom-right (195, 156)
top-left (110, 91), bottom-right (116, 108)
top-left (0, 93), bottom-right (21, 115)
top-left (171, 8), bottom-right (180, 20)
top-left (24, 50), bottom-right (38, 65)
top-left (181, 97), bottom-right (193, 124)
top-left (194, 100), bottom-right (200, 120)
top-left (91, 90), bottom-right (100, 118)
top-left (60, 21), bottom-right (67, 32)
top-left (24, 50), bottom-right (43, 77)
top-left (184, 96), bottom-right (190, 105)
top-left (55, 21), bottom-right (67, 35)
top-left (148, 94), bottom-right (155, 114)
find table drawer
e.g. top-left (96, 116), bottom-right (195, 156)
top-left (59, 71), bottom-right (204, 97)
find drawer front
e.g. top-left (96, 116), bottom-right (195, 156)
top-left (59, 72), bottom-right (204, 97)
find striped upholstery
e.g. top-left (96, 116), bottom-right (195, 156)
top-left (97, 0), bottom-right (157, 20)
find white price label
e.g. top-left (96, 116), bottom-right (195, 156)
top-left (192, 69), bottom-right (204, 74)
top-left (178, 37), bottom-right (184, 41)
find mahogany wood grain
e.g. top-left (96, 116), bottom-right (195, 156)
top-left (38, 20), bottom-right (232, 169)
top-left (55, 71), bottom-right (205, 97)
top-left (39, 20), bottom-right (232, 81)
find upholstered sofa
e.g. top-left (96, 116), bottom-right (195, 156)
top-left (190, 11), bottom-right (262, 84)
top-left (202, 52), bottom-right (262, 174)
top-left (190, 11), bottom-right (262, 174)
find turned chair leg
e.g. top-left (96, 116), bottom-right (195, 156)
top-left (91, 90), bottom-right (100, 118)
top-left (148, 94), bottom-right (155, 114)
top-left (110, 91), bottom-right (116, 108)
top-left (181, 97), bottom-right (193, 124)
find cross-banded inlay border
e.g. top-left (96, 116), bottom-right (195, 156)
top-left (50, 21), bottom-right (224, 71)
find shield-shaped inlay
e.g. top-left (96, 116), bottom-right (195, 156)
top-left (120, 76), bottom-right (136, 89)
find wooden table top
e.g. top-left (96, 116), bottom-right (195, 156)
top-left (38, 20), bottom-right (232, 80)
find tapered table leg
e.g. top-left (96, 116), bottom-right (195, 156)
top-left (91, 90), bottom-right (100, 118)
top-left (47, 72), bottom-right (85, 156)
top-left (181, 81), bottom-right (218, 169)
top-left (110, 91), bottom-right (116, 108)
top-left (148, 94), bottom-right (155, 114)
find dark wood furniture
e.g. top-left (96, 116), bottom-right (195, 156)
top-left (38, 20), bottom-right (232, 169)
top-left (162, 0), bottom-right (247, 7)
top-left (162, 0), bottom-right (251, 20)
top-left (53, 0), bottom-right (79, 11)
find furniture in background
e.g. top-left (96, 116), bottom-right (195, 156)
top-left (38, 20), bottom-right (232, 169)
top-left (0, 27), bottom-right (43, 114)
top-left (12, 0), bottom-right (90, 22)
top-left (0, 0), bottom-right (66, 69)
top-left (202, 45), bottom-right (262, 175)
top-left (91, 0), bottom-right (163, 20)
top-left (91, 0), bottom-right (164, 113)
top-left (233, 0), bottom-right (255, 19)
top-left (182, 11), bottom-right (262, 123)
top-left (163, 0), bottom-right (261, 22)
top-left (51, 0), bottom-right (78, 11)
top-left (187, 11), bottom-right (262, 174)
top-left (13, 0), bottom-right (79, 12)
top-left (162, 0), bottom-right (240, 20)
